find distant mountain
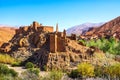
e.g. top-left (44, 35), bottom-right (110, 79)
top-left (0, 24), bottom-right (19, 28)
top-left (66, 23), bottom-right (104, 36)
top-left (0, 25), bottom-right (16, 47)
top-left (85, 16), bottom-right (120, 39)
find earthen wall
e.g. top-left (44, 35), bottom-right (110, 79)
top-left (50, 34), bottom-right (57, 53)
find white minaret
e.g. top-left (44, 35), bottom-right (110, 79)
top-left (56, 23), bottom-right (58, 33)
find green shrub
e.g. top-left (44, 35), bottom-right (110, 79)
top-left (77, 62), bottom-right (95, 78)
top-left (0, 74), bottom-right (21, 80)
top-left (11, 61), bottom-right (21, 67)
top-left (49, 70), bottom-right (63, 80)
top-left (41, 70), bottom-right (63, 80)
top-left (0, 64), bottom-right (10, 75)
top-left (25, 62), bottom-right (34, 69)
top-left (9, 69), bottom-right (18, 77)
top-left (21, 69), bottom-right (40, 80)
top-left (68, 69), bottom-right (80, 78)
top-left (43, 65), bottom-right (47, 71)
top-left (78, 39), bottom-right (86, 45)
top-left (0, 64), bottom-right (18, 77)
top-left (27, 68), bottom-right (40, 76)
top-left (94, 65), bottom-right (104, 77)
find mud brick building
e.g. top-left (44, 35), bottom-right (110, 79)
top-left (1, 21), bottom-right (77, 53)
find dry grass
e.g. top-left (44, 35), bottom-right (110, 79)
top-left (0, 54), bottom-right (15, 64)
top-left (92, 52), bottom-right (118, 66)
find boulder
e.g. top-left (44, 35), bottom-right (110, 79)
top-left (19, 37), bottom-right (29, 47)
top-left (0, 43), bottom-right (12, 52)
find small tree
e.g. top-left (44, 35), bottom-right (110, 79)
top-left (25, 62), bottom-right (34, 69)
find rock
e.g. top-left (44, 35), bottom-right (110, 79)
top-left (11, 47), bottom-right (33, 61)
top-left (33, 33), bottom-right (46, 48)
top-left (19, 37), bottom-right (29, 47)
top-left (0, 42), bottom-right (12, 52)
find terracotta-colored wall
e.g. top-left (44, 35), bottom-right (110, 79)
top-left (37, 27), bottom-right (44, 32)
top-left (57, 32), bottom-right (63, 37)
top-left (15, 26), bottom-right (29, 34)
top-left (67, 34), bottom-right (77, 40)
top-left (57, 37), bottom-right (66, 52)
top-left (50, 34), bottom-right (57, 53)
top-left (15, 27), bottom-right (23, 34)
top-left (37, 26), bottom-right (53, 32)
top-left (43, 27), bottom-right (53, 32)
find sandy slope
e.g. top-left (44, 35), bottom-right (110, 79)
top-left (0, 27), bottom-right (16, 47)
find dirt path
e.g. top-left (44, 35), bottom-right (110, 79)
top-left (7, 65), bottom-right (26, 76)
top-left (7, 65), bottom-right (49, 77)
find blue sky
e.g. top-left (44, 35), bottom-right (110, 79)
top-left (0, 0), bottom-right (120, 31)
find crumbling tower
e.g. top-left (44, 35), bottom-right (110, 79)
top-left (50, 24), bottom-right (66, 53)
top-left (33, 21), bottom-right (40, 31)
top-left (49, 24), bottom-right (58, 53)
top-left (50, 34), bottom-right (57, 53)
top-left (63, 29), bottom-right (66, 39)
top-left (33, 21), bottom-right (39, 27)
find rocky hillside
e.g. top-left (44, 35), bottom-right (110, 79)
top-left (85, 16), bottom-right (120, 39)
top-left (0, 26), bottom-right (16, 47)
top-left (66, 23), bottom-right (104, 36)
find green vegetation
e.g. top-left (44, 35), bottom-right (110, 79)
top-left (0, 64), bottom-right (18, 77)
top-left (25, 62), bottom-right (34, 69)
top-left (94, 65), bottom-right (104, 77)
top-left (43, 65), bottom-right (47, 71)
top-left (49, 70), bottom-right (63, 80)
top-left (0, 62), bottom-right (119, 80)
top-left (79, 37), bottom-right (120, 55)
top-left (11, 61), bottom-right (21, 67)
top-left (104, 63), bottom-right (120, 79)
top-left (68, 69), bottom-right (79, 78)
top-left (0, 54), bottom-right (16, 64)
top-left (94, 63), bottom-right (120, 79)
top-left (21, 69), bottom-right (63, 80)
top-left (0, 75), bottom-right (21, 80)
top-left (24, 62), bottom-right (40, 77)
top-left (69, 62), bottom-right (120, 79)
top-left (77, 62), bottom-right (95, 78)
top-left (20, 69), bottom-right (40, 80)
top-left (0, 63), bottom-right (40, 80)
top-left (69, 62), bottom-right (95, 79)
top-left (41, 70), bottom-right (63, 80)
top-left (0, 37), bottom-right (120, 80)
top-left (27, 68), bottom-right (40, 76)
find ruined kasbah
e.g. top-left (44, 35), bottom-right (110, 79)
top-left (14, 21), bottom-right (77, 53)
top-left (1, 21), bottom-right (85, 70)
